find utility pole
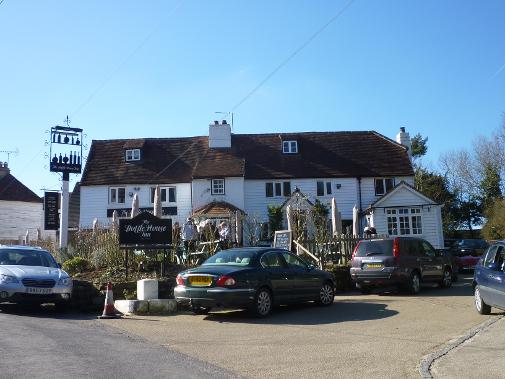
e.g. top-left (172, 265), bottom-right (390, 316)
top-left (48, 116), bottom-right (83, 250)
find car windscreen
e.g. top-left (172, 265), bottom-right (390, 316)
top-left (202, 250), bottom-right (256, 266)
top-left (458, 240), bottom-right (488, 249)
top-left (0, 249), bottom-right (59, 268)
top-left (354, 240), bottom-right (393, 257)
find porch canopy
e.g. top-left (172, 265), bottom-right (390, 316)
top-left (193, 201), bottom-right (244, 218)
top-left (193, 201), bottom-right (245, 245)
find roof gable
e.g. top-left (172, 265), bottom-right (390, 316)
top-left (0, 174), bottom-right (42, 203)
top-left (369, 181), bottom-right (438, 208)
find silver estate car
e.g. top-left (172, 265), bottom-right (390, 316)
top-left (0, 245), bottom-right (72, 309)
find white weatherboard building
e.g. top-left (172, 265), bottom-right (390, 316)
top-left (0, 163), bottom-right (50, 242)
top-left (79, 124), bottom-right (444, 248)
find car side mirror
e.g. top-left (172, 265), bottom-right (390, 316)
top-left (57, 263), bottom-right (62, 269)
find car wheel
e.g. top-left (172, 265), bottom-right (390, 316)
top-left (191, 306), bottom-right (211, 315)
top-left (252, 288), bottom-right (272, 318)
top-left (474, 286), bottom-right (491, 315)
top-left (54, 302), bottom-right (69, 312)
top-left (317, 282), bottom-right (334, 306)
top-left (439, 269), bottom-right (452, 288)
top-left (407, 272), bottom-right (421, 294)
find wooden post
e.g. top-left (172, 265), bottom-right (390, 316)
top-left (124, 249), bottom-right (129, 281)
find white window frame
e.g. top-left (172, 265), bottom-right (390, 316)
top-left (125, 149), bottom-right (141, 162)
top-left (374, 177), bottom-right (395, 196)
top-left (211, 179), bottom-right (225, 195)
top-left (151, 186), bottom-right (176, 204)
top-left (386, 207), bottom-right (422, 236)
top-left (109, 187), bottom-right (126, 204)
top-left (265, 181), bottom-right (291, 198)
top-left (316, 181), bottom-right (332, 196)
top-left (282, 140), bottom-right (298, 154)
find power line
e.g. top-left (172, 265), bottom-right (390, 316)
top-left (231, 0), bottom-right (355, 112)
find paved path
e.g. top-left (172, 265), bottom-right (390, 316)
top-left (103, 275), bottom-right (489, 379)
top-left (0, 304), bottom-right (239, 379)
top-left (430, 315), bottom-right (505, 378)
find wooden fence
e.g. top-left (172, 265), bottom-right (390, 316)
top-left (294, 234), bottom-right (388, 268)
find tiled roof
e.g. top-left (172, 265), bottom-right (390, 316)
top-left (0, 173), bottom-right (42, 203)
top-left (193, 201), bottom-right (243, 216)
top-left (81, 131), bottom-right (413, 186)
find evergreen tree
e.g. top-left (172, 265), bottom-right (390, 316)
top-left (479, 163), bottom-right (502, 211)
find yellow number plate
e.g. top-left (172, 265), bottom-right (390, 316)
top-left (189, 276), bottom-right (212, 287)
top-left (366, 264), bottom-right (382, 269)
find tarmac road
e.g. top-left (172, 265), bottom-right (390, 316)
top-left (0, 304), bottom-right (239, 379)
top-left (103, 275), bottom-right (490, 379)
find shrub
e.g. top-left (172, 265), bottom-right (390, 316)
top-left (62, 257), bottom-right (93, 275)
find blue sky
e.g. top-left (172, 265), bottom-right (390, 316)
top-left (1, 0), bottom-right (504, 195)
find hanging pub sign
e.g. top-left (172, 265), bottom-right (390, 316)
top-left (44, 191), bottom-right (59, 230)
top-left (49, 125), bottom-right (83, 174)
top-left (119, 211), bottom-right (172, 248)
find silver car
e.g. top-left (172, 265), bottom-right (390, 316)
top-left (0, 245), bottom-right (72, 309)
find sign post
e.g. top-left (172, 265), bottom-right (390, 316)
top-left (48, 118), bottom-right (83, 249)
top-left (118, 212), bottom-right (172, 280)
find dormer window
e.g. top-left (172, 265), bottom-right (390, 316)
top-left (125, 149), bottom-right (141, 162)
top-left (282, 140), bottom-right (298, 154)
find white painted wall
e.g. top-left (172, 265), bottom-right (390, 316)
top-left (192, 177), bottom-right (244, 211)
top-left (244, 176), bottom-right (414, 222)
top-left (80, 183), bottom-right (192, 227)
top-left (370, 186), bottom-right (444, 248)
top-left (0, 201), bottom-right (51, 241)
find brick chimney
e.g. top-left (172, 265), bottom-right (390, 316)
top-left (396, 127), bottom-right (412, 159)
top-left (0, 162), bottom-right (10, 179)
top-left (208, 120), bottom-right (231, 148)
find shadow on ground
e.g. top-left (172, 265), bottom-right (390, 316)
top-left (0, 303), bottom-right (96, 320)
top-left (201, 299), bottom-right (398, 325)
top-left (351, 275), bottom-right (475, 298)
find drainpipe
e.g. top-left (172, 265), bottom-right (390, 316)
top-left (357, 177), bottom-right (363, 233)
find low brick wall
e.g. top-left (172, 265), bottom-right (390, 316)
top-left (71, 278), bottom-right (176, 311)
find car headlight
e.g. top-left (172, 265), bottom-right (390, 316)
top-left (0, 274), bottom-right (19, 284)
top-left (58, 277), bottom-right (72, 286)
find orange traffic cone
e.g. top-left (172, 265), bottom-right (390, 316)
top-left (98, 282), bottom-right (121, 319)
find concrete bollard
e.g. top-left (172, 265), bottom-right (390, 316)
top-left (137, 279), bottom-right (158, 300)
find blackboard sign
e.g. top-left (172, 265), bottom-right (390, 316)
top-left (119, 211), bottom-right (172, 248)
top-left (274, 230), bottom-right (292, 251)
top-left (44, 191), bottom-right (59, 230)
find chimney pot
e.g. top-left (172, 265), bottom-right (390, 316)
top-left (214, 120), bottom-right (219, 125)
top-left (3, 162), bottom-right (8, 168)
top-left (400, 127), bottom-right (405, 132)
top-left (222, 120), bottom-right (227, 125)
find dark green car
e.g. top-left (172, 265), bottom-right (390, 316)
top-left (174, 247), bottom-right (335, 317)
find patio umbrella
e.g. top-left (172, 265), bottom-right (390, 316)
top-left (352, 205), bottom-right (359, 236)
top-left (111, 210), bottom-right (119, 230)
top-left (286, 204), bottom-right (293, 231)
top-left (235, 211), bottom-right (242, 246)
top-left (92, 218), bottom-right (99, 235)
top-left (24, 229), bottom-right (30, 245)
top-left (286, 204), bottom-right (296, 240)
top-left (153, 185), bottom-right (162, 218)
top-left (331, 198), bottom-right (342, 236)
top-left (131, 193), bottom-right (140, 218)
top-left (36, 228), bottom-right (41, 241)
